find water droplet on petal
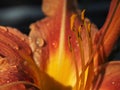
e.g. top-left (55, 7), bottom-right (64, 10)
top-left (13, 45), bottom-right (19, 50)
top-left (112, 81), bottom-right (115, 85)
top-left (36, 48), bottom-right (42, 54)
top-left (24, 61), bottom-right (28, 66)
top-left (0, 26), bottom-right (8, 32)
top-left (20, 37), bottom-right (25, 41)
top-left (46, 23), bottom-right (50, 26)
top-left (6, 80), bottom-right (10, 83)
top-left (52, 41), bottom-right (57, 48)
top-left (77, 44), bottom-right (79, 47)
top-left (36, 38), bottom-right (44, 47)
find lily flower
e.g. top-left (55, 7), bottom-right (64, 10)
top-left (0, 0), bottom-right (120, 90)
top-left (29, 0), bottom-right (120, 89)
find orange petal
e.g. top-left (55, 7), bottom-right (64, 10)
top-left (29, 5), bottom-right (78, 86)
top-left (104, 0), bottom-right (120, 57)
top-left (42, 0), bottom-right (77, 16)
top-left (93, 0), bottom-right (120, 67)
top-left (29, 0), bottom-right (98, 87)
top-left (99, 0), bottom-right (120, 58)
top-left (93, 61), bottom-right (120, 90)
top-left (0, 26), bottom-right (41, 89)
top-left (0, 81), bottom-right (40, 90)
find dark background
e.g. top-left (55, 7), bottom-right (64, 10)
top-left (0, 0), bottom-right (120, 60)
top-left (0, 0), bottom-right (111, 33)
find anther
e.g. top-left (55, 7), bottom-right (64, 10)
top-left (78, 25), bottom-right (82, 40)
top-left (78, 25), bottom-right (82, 33)
top-left (70, 14), bottom-right (77, 30)
top-left (81, 9), bottom-right (86, 21)
top-left (87, 23), bottom-right (91, 37)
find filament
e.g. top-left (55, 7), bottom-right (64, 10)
top-left (68, 36), bottom-right (79, 90)
top-left (71, 14), bottom-right (77, 30)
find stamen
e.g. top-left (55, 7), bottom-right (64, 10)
top-left (71, 0), bottom-right (120, 89)
top-left (70, 14), bottom-right (77, 30)
top-left (72, 10), bottom-right (94, 90)
top-left (78, 25), bottom-right (82, 40)
top-left (70, 9), bottom-right (95, 90)
top-left (87, 23), bottom-right (91, 37)
top-left (68, 36), bottom-right (79, 90)
top-left (70, 14), bottom-right (86, 90)
top-left (83, 0), bottom-right (120, 77)
top-left (81, 9), bottom-right (86, 21)
top-left (85, 1), bottom-right (120, 89)
top-left (76, 29), bottom-right (85, 90)
top-left (85, 23), bottom-right (94, 90)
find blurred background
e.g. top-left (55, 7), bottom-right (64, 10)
top-left (0, 0), bottom-right (120, 60)
top-left (0, 0), bottom-right (111, 34)
top-left (0, 0), bottom-right (42, 34)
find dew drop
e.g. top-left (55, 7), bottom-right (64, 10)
top-left (112, 81), bottom-right (115, 85)
top-left (0, 26), bottom-right (8, 32)
top-left (46, 23), bottom-right (50, 26)
top-left (52, 42), bottom-right (57, 48)
top-left (77, 44), bottom-right (79, 47)
top-left (36, 38), bottom-right (44, 47)
top-left (20, 37), bottom-right (25, 41)
top-left (36, 48), bottom-right (42, 54)
top-left (13, 45), bottom-right (19, 50)
top-left (24, 61), bottom-right (27, 66)
top-left (6, 80), bottom-right (10, 83)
